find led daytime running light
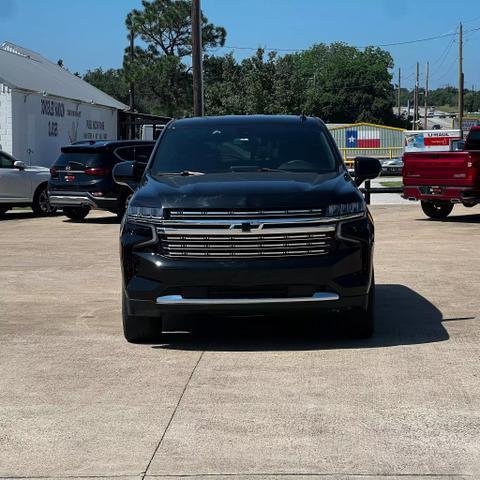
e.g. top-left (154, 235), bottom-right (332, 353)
top-left (127, 205), bottom-right (163, 220)
top-left (326, 201), bottom-right (364, 217)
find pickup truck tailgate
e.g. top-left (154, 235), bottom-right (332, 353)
top-left (403, 152), bottom-right (479, 186)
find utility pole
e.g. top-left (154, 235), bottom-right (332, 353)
top-left (413, 62), bottom-right (420, 129)
top-left (397, 68), bottom-right (401, 117)
top-left (458, 22), bottom-right (464, 131)
top-left (129, 27), bottom-right (135, 139)
top-left (424, 62), bottom-right (429, 130)
top-left (191, 0), bottom-right (204, 116)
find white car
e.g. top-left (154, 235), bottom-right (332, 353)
top-left (0, 150), bottom-right (55, 217)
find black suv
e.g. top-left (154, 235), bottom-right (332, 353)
top-left (114, 116), bottom-right (381, 343)
top-left (48, 140), bottom-right (155, 221)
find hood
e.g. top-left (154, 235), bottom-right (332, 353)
top-left (131, 170), bottom-right (363, 211)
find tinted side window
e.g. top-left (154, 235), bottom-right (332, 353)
top-left (134, 145), bottom-right (154, 163)
top-left (0, 152), bottom-right (14, 168)
top-left (114, 145), bottom-right (154, 163)
top-left (114, 146), bottom-right (135, 162)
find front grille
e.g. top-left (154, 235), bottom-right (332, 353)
top-left (157, 209), bottom-right (337, 259)
top-left (166, 208), bottom-right (325, 220)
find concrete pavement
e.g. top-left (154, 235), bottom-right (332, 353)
top-left (370, 176), bottom-right (411, 205)
top-left (0, 205), bottom-right (479, 479)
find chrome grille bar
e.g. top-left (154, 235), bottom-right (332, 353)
top-left (167, 208), bottom-right (325, 219)
top-left (164, 249), bottom-right (330, 258)
top-left (156, 209), bottom-right (338, 259)
top-left (158, 225), bottom-right (336, 236)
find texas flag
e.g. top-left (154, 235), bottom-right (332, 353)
top-left (346, 129), bottom-right (381, 148)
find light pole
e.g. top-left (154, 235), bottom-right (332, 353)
top-left (191, 0), bottom-right (204, 116)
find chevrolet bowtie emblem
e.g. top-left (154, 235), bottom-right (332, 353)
top-left (241, 222), bottom-right (251, 232)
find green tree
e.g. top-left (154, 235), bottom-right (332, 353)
top-left (126, 0), bottom-right (226, 58)
top-left (204, 43), bottom-right (397, 124)
top-left (123, 0), bottom-right (226, 117)
top-left (83, 68), bottom-right (131, 106)
top-left (288, 43), bottom-right (396, 123)
top-left (204, 53), bottom-right (244, 114)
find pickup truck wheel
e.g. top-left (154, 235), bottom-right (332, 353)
top-left (122, 291), bottom-right (163, 343)
top-left (0, 206), bottom-right (9, 217)
top-left (32, 185), bottom-right (57, 216)
top-left (421, 201), bottom-right (453, 219)
top-left (63, 207), bottom-right (90, 221)
top-left (345, 279), bottom-right (375, 339)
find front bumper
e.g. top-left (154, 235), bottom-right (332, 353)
top-left (48, 191), bottom-right (118, 210)
top-left (122, 225), bottom-right (373, 317)
top-left (126, 291), bottom-right (367, 317)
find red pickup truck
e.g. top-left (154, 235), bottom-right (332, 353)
top-left (403, 126), bottom-right (480, 218)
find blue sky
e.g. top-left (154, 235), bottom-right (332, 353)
top-left (1, 0), bottom-right (479, 90)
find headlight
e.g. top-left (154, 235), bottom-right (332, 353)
top-left (127, 205), bottom-right (163, 222)
top-left (326, 201), bottom-right (365, 218)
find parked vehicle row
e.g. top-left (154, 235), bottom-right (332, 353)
top-left (0, 140), bottom-right (155, 220)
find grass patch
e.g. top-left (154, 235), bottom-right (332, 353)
top-left (380, 181), bottom-right (403, 188)
top-left (435, 105), bottom-right (457, 113)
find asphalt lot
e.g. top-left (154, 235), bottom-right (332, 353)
top-left (1, 205), bottom-right (479, 479)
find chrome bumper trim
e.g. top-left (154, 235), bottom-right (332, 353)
top-left (156, 292), bottom-right (340, 305)
top-left (48, 192), bottom-right (117, 209)
top-left (49, 195), bottom-right (98, 208)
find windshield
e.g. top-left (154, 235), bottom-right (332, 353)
top-left (150, 124), bottom-right (339, 176)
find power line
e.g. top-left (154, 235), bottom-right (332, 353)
top-left (430, 36), bottom-right (456, 68)
top-left (431, 56), bottom-right (458, 83)
top-left (216, 26), bottom-right (480, 54)
top-left (429, 38), bottom-right (456, 77)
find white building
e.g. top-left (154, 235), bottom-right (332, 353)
top-left (0, 42), bottom-right (128, 167)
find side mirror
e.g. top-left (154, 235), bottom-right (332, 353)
top-left (14, 160), bottom-right (26, 170)
top-left (353, 157), bottom-right (382, 186)
top-left (113, 161), bottom-right (144, 191)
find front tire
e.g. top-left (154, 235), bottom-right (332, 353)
top-left (345, 278), bottom-right (375, 339)
top-left (122, 291), bottom-right (162, 343)
top-left (421, 201), bottom-right (453, 219)
top-left (32, 185), bottom-right (57, 216)
top-left (63, 206), bottom-right (90, 221)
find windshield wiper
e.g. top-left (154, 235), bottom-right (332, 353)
top-left (257, 167), bottom-right (283, 172)
top-left (158, 170), bottom-right (205, 176)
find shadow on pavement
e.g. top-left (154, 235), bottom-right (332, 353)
top-left (0, 211), bottom-right (61, 221)
top-left (62, 215), bottom-right (120, 224)
top-left (153, 284), bottom-right (449, 352)
top-left (416, 212), bottom-right (480, 224)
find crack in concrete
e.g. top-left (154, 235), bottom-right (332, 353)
top-left (141, 348), bottom-right (207, 479)
top-left (0, 472), bottom-right (473, 478)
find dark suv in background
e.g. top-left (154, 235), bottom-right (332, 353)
top-left (114, 115), bottom-right (381, 343)
top-left (48, 140), bottom-right (154, 221)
